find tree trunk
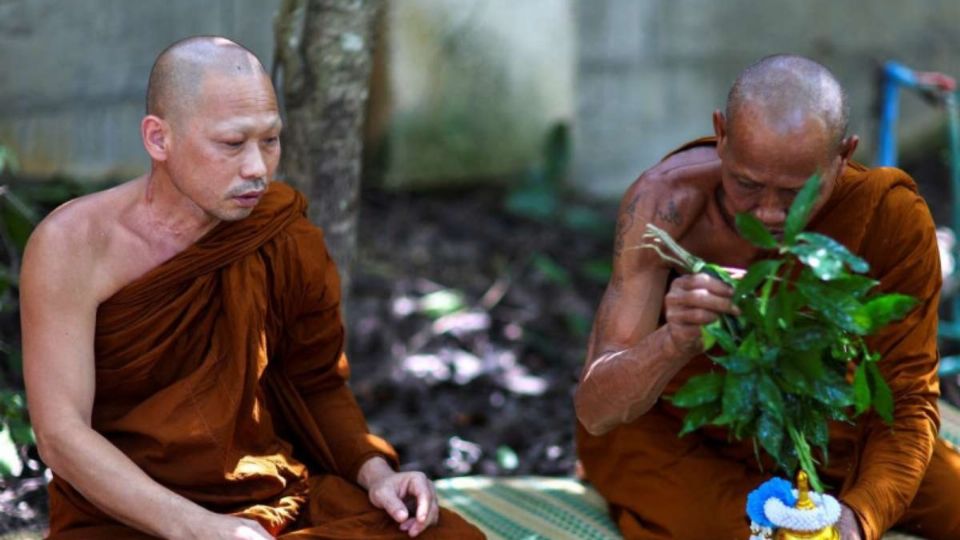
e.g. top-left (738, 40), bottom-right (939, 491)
top-left (274, 0), bottom-right (383, 299)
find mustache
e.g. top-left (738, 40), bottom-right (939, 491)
top-left (226, 178), bottom-right (267, 197)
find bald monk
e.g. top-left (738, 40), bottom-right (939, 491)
top-left (575, 54), bottom-right (960, 540)
top-left (19, 37), bottom-right (483, 539)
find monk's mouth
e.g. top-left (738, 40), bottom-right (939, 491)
top-left (233, 192), bottom-right (264, 207)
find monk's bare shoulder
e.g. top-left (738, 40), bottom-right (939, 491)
top-left (614, 145), bottom-right (720, 258)
top-left (22, 180), bottom-right (141, 303)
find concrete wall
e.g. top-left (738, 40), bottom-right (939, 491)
top-left (0, 0), bottom-right (280, 180)
top-left (576, 0), bottom-right (960, 198)
top-left (372, 0), bottom-right (575, 189)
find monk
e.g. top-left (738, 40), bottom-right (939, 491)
top-left (575, 54), bottom-right (960, 540)
top-left (19, 36), bottom-right (484, 539)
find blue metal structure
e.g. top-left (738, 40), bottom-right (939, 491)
top-left (875, 61), bottom-right (960, 376)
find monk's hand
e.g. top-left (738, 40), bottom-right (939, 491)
top-left (837, 504), bottom-right (863, 540)
top-left (359, 457), bottom-right (440, 537)
top-left (663, 272), bottom-right (737, 356)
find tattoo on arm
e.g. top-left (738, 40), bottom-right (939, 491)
top-left (655, 200), bottom-right (682, 226)
top-left (613, 193), bottom-right (642, 257)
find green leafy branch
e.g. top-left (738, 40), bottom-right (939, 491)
top-left (643, 175), bottom-right (916, 492)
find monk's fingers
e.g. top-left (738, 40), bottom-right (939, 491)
top-left (665, 286), bottom-right (737, 316)
top-left (674, 273), bottom-right (734, 297)
top-left (665, 306), bottom-right (722, 327)
top-left (371, 486), bottom-right (410, 523)
top-left (428, 494), bottom-right (440, 526)
top-left (407, 473), bottom-right (434, 523)
top-left (399, 518), bottom-right (416, 532)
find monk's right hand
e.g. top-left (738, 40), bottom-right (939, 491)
top-left (663, 272), bottom-right (737, 355)
top-left (184, 514), bottom-right (275, 540)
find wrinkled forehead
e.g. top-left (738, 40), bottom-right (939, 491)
top-left (728, 104), bottom-right (835, 161)
top-left (190, 72), bottom-right (280, 130)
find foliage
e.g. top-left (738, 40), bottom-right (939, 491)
top-left (504, 123), bottom-right (617, 287)
top-left (0, 145), bottom-right (36, 478)
top-left (643, 175), bottom-right (917, 492)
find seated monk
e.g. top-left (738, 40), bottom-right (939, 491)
top-left (575, 54), bottom-right (960, 540)
top-left (20, 36), bottom-right (484, 540)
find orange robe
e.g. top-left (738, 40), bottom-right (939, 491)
top-left (47, 182), bottom-right (484, 539)
top-left (577, 138), bottom-right (960, 540)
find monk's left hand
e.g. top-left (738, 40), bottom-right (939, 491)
top-left (359, 457), bottom-right (440, 537)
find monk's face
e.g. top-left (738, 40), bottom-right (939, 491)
top-left (165, 71), bottom-right (282, 221)
top-left (714, 107), bottom-right (850, 239)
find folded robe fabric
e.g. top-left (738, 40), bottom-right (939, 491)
top-left (577, 137), bottom-right (960, 540)
top-left (47, 182), bottom-right (483, 539)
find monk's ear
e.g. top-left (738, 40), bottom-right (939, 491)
top-left (838, 134), bottom-right (859, 163)
top-left (142, 115), bottom-right (170, 161)
top-left (713, 109), bottom-right (727, 153)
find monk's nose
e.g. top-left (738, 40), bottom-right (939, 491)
top-left (241, 147), bottom-right (268, 179)
top-left (754, 204), bottom-right (786, 232)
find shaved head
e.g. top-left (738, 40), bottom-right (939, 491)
top-left (726, 54), bottom-right (849, 150)
top-left (146, 36), bottom-right (268, 122)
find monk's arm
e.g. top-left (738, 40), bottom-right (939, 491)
top-left (575, 181), bottom-right (734, 435)
top-left (279, 224), bottom-right (398, 481)
top-left (839, 189), bottom-right (942, 540)
top-left (20, 225), bottom-right (244, 539)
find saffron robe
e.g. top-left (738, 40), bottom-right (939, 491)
top-left (577, 138), bottom-right (960, 540)
top-left (47, 182), bottom-right (484, 539)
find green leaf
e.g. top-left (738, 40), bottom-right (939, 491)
top-left (854, 294), bottom-right (918, 334)
top-left (756, 373), bottom-right (785, 418)
top-left (579, 258), bottom-right (613, 284)
top-left (721, 373), bottom-right (756, 419)
top-left (9, 420), bottom-right (34, 446)
top-left (811, 371), bottom-right (854, 409)
top-left (0, 425), bottom-right (22, 478)
top-left (670, 372), bottom-right (724, 408)
top-left (702, 264), bottom-right (737, 286)
top-left (418, 289), bottom-right (466, 319)
top-left (532, 254), bottom-right (571, 285)
top-left (679, 401), bottom-right (722, 436)
top-left (703, 321), bottom-right (736, 353)
top-left (831, 275), bottom-right (880, 299)
top-left (504, 185), bottom-right (557, 221)
top-left (738, 298), bottom-right (765, 330)
top-left (785, 323), bottom-right (831, 352)
top-left (796, 278), bottom-right (866, 334)
top-left (866, 361), bottom-right (894, 423)
top-left (777, 362), bottom-right (815, 396)
top-left (562, 206), bottom-right (613, 238)
top-left (701, 321), bottom-right (719, 351)
top-left (713, 354), bottom-right (755, 374)
top-left (801, 406), bottom-right (831, 456)
top-left (853, 362), bottom-right (870, 414)
top-left (788, 423), bottom-right (824, 492)
top-left (736, 213), bottom-right (779, 249)
top-left (783, 350), bottom-right (826, 381)
top-left (565, 313), bottom-right (592, 338)
top-left (788, 232), bottom-right (869, 280)
top-left (734, 259), bottom-right (783, 301)
top-left (756, 411), bottom-right (785, 465)
top-left (783, 174), bottom-right (821, 243)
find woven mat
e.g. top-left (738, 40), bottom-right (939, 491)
top-left (0, 405), bottom-right (955, 540)
top-left (436, 400), bottom-right (960, 540)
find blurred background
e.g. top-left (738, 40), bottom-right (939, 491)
top-left (2, 0), bottom-right (960, 535)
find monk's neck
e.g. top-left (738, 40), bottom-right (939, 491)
top-left (136, 173), bottom-right (221, 253)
